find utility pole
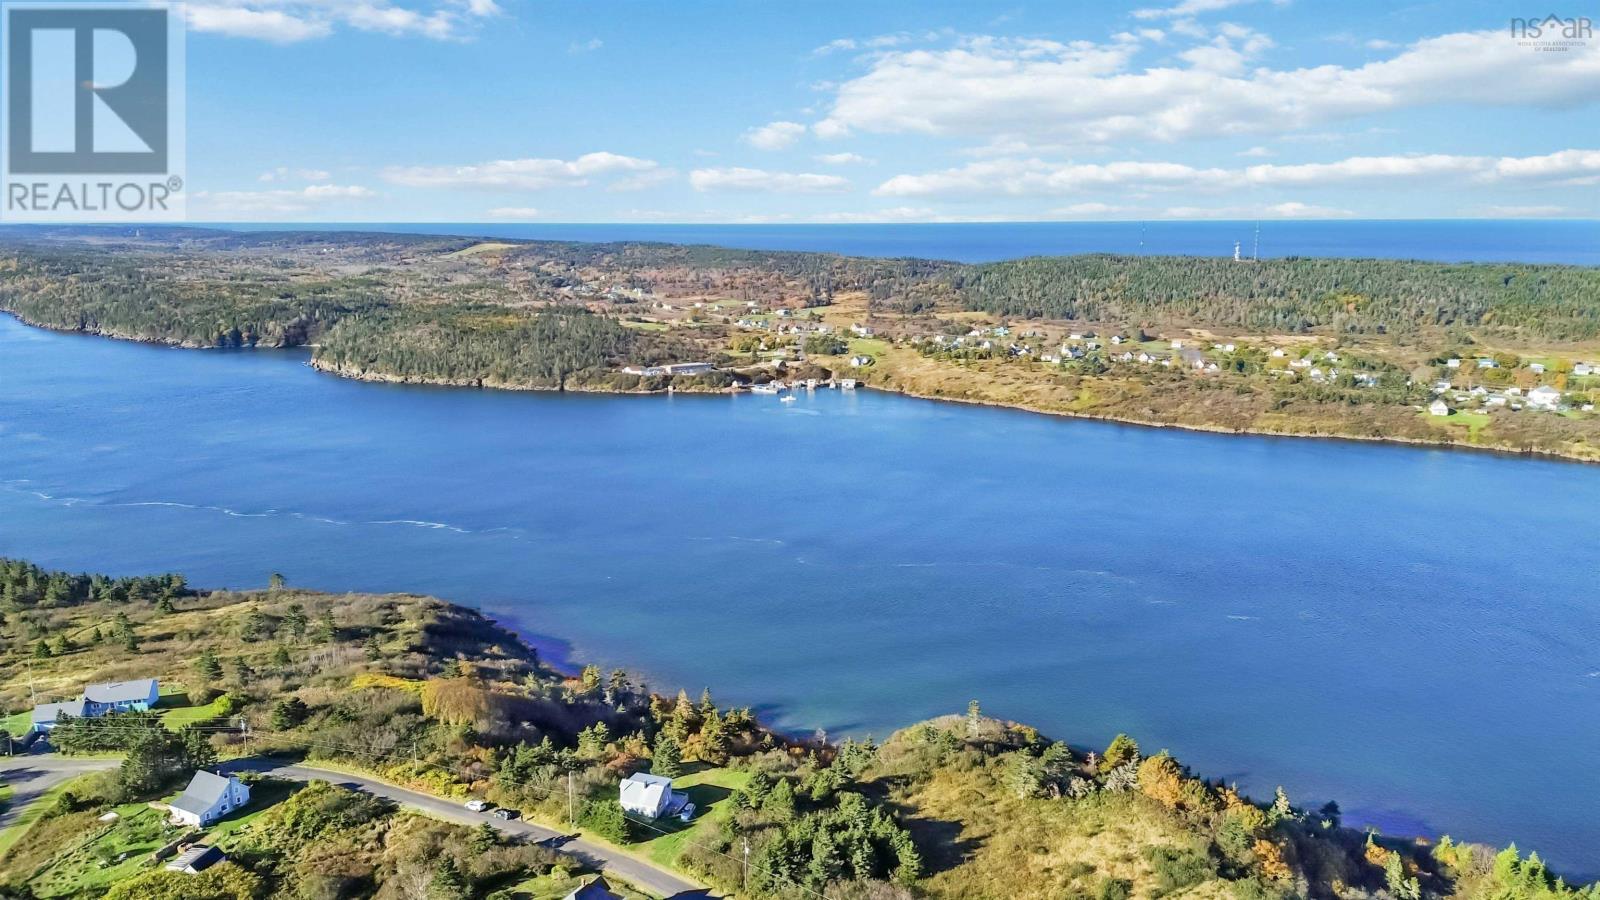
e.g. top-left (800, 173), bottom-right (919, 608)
top-left (742, 836), bottom-right (751, 893)
top-left (567, 770), bottom-right (575, 831)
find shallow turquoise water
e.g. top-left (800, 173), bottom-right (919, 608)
top-left (1, 313), bottom-right (1597, 874)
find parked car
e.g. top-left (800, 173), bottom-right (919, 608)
top-left (492, 808), bottom-right (518, 821)
top-left (465, 799), bottom-right (490, 812)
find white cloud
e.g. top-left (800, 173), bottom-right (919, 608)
top-left (743, 121), bottom-right (808, 151)
top-left (1238, 146), bottom-right (1274, 158)
top-left (569, 38), bottom-right (603, 53)
top-left (186, 0), bottom-right (498, 42)
top-left (258, 166), bottom-right (332, 183)
top-left (383, 152), bottom-right (661, 190)
top-left (1478, 205), bottom-right (1582, 217)
top-left (191, 184), bottom-right (376, 216)
top-left (874, 150), bottom-right (1600, 198)
top-left (1051, 202), bottom-right (1129, 217)
top-left (488, 207), bottom-right (541, 219)
top-left (1160, 201), bottom-right (1354, 219)
top-left (1132, 0), bottom-right (1283, 20)
top-left (186, 5), bottom-right (330, 42)
top-left (689, 167), bottom-right (851, 193)
top-left (814, 152), bottom-right (873, 165)
top-left (813, 30), bottom-right (1600, 145)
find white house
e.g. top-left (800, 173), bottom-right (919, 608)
top-left (618, 772), bottom-right (694, 821)
top-left (1574, 363), bottom-right (1593, 376)
top-left (32, 678), bottom-right (159, 733)
top-left (168, 771), bottom-right (251, 827)
top-left (1429, 399), bottom-right (1451, 416)
top-left (1528, 385), bottom-right (1562, 409)
top-left (1445, 358), bottom-right (1461, 369)
top-left (849, 355), bottom-right (873, 367)
top-left (1529, 363), bottom-right (1546, 375)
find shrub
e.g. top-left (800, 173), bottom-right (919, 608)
top-left (579, 799), bottom-right (633, 844)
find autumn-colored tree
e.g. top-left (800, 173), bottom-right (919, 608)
top-left (1254, 839), bottom-right (1292, 882)
top-left (1137, 753), bottom-right (1184, 808)
top-left (420, 677), bottom-right (491, 726)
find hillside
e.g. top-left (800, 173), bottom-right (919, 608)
top-left (0, 557), bottom-right (1592, 900)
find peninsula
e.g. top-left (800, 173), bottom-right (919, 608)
top-left (2, 226), bottom-right (1599, 462)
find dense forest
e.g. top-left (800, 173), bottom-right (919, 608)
top-left (951, 255), bottom-right (1600, 340)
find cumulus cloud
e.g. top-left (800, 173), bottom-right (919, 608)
top-left (487, 207), bottom-right (541, 219)
top-left (258, 166), bottom-right (332, 183)
top-left (814, 152), bottom-right (873, 165)
top-left (191, 184), bottom-right (376, 216)
top-left (743, 121), bottom-right (808, 151)
top-left (383, 152), bottom-right (661, 190)
top-left (812, 30), bottom-right (1600, 145)
top-left (689, 167), bottom-right (851, 193)
top-left (1132, 0), bottom-right (1283, 20)
top-left (873, 150), bottom-right (1600, 197)
top-left (186, 0), bottom-right (499, 42)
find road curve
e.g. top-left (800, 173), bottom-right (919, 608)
top-left (226, 759), bottom-right (713, 899)
top-left (0, 755), bottom-right (120, 834)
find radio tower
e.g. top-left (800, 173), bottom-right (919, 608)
top-left (1253, 221), bottom-right (1260, 261)
top-left (1233, 241), bottom-right (1241, 262)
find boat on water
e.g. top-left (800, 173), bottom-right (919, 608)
top-left (750, 383), bottom-right (782, 395)
top-left (780, 395), bottom-right (796, 403)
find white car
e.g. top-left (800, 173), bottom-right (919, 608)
top-left (465, 799), bottom-right (490, 812)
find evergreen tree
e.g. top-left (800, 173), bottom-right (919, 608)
top-left (651, 734), bottom-right (683, 778)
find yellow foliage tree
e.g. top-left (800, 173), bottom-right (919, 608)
top-left (1137, 752), bottom-right (1184, 808)
top-left (421, 677), bottom-right (492, 726)
top-left (1255, 839), bottom-right (1292, 882)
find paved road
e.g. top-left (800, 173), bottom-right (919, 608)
top-left (0, 755), bottom-right (119, 834)
top-left (227, 759), bottom-right (713, 899)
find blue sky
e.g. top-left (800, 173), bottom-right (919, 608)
top-left (180, 0), bottom-right (1600, 222)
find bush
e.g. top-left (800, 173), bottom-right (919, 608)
top-left (579, 799), bottom-right (633, 844)
top-left (1145, 846), bottom-right (1215, 896)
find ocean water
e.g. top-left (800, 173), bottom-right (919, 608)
top-left (1, 313), bottom-right (1598, 875)
top-left (201, 219), bottom-right (1600, 265)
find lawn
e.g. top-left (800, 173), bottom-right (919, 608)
top-left (3, 710), bottom-right (30, 738)
top-left (24, 778), bottom-right (297, 898)
top-left (0, 774), bottom-right (93, 861)
top-left (629, 765), bottom-right (749, 868)
top-left (157, 692), bottom-right (233, 731)
top-left (1421, 408), bottom-right (1492, 441)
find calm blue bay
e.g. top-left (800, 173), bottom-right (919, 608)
top-left (2, 219), bottom-right (1599, 873)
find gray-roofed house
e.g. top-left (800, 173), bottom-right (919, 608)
top-left (564, 876), bottom-right (623, 900)
top-left (30, 698), bottom-right (87, 733)
top-left (30, 678), bottom-right (159, 734)
top-left (165, 845), bottom-right (226, 874)
top-left (618, 772), bottom-right (694, 821)
top-left (168, 771), bottom-right (251, 827)
top-left (82, 678), bottom-right (160, 716)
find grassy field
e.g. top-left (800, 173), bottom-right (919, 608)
top-left (1423, 409), bottom-right (1493, 441)
top-left (23, 778), bottom-right (297, 898)
top-left (630, 765), bottom-right (749, 868)
top-left (0, 774), bottom-right (94, 862)
top-left (156, 693), bottom-right (233, 731)
top-left (3, 710), bottom-right (30, 738)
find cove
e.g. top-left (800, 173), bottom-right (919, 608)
top-left (1, 313), bottom-right (1596, 874)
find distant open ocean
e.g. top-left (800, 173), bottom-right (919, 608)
top-left (207, 219), bottom-right (1600, 265)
